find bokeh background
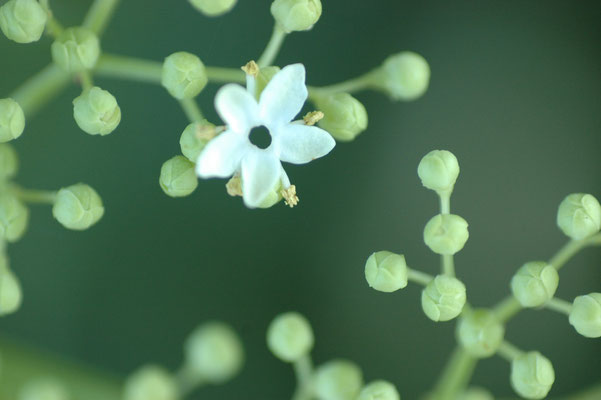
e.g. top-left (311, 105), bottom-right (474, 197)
top-left (1, 0), bottom-right (600, 398)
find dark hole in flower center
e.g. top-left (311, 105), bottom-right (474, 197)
top-left (249, 126), bottom-right (272, 149)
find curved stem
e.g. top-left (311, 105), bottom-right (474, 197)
top-left (430, 347), bottom-right (477, 400)
top-left (174, 364), bottom-right (204, 398)
top-left (179, 98), bottom-right (204, 124)
top-left (493, 296), bottom-right (522, 323)
top-left (257, 24), bottom-right (287, 68)
top-left (497, 341), bottom-right (523, 362)
top-left (408, 268), bottom-right (434, 286)
top-left (83, 0), bottom-right (121, 36)
top-left (291, 355), bottom-right (313, 400)
top-left (9, 64), bottom-right (71, 117)
top-left (550, 234), bottom-right (601, 271)
top-left (308, 71), bottom-right (376, 99)
top-left (545, 297), bottom-right (573, 316)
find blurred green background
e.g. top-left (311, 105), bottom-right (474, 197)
top-left (1, 0), bottom-right (600, 398)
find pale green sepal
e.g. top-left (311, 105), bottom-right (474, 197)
top-left (73, 87), bottom-right (121, 136)
top-left (51, 27), bottom-right (101, 73)
top-left (161, 52), bottom-right (208, 100)
top-left (423, 214), bottom-right (469, 255)
top-left (316, 93), bottom-right (368, 142)
top-left (421, 275), bottom-right (466, 322)
top-left (179, 121), bottom-right (214, 162)
top-left (267, 311), bottom-right (314, 362)
top-left (314, 359), bottom-right (363, 400)
top-left (0, 143), bottom-right (19, 180)
top-left (255, 66), bottom-right (281, 98)
top-left (510, 351), bottom-right (554, 399)
top-left (52, 184), bottom-right (104, 230)
top-left (372, 52), bottom-right (430, 101)
top-left (455, 387), bottom-right (494, 400)
top-left (556, 193), bottom-right (601, 240)
top-left (18, 378), bottom-right (70, 400)
top-left (188, 0), bottom-right (237, 16)
top-left (270, 0), bottom-right (322, 33)
top-left (0, 98), bottom-right (25, 143)
top-left (569, 293), bottom-right (601, 338)
top-left (159, 156), bottom-right (198, 198)
top-left (456, 309), bottom-right (504, 358)
top-left (0, 262), bottom-right (22, 316)
top-left (0, 0), bottom-right (47, 44)
top-left (364, 251), bottom-right (408, 293)
top-left (510, 261), bottom-right (559, 308)
top-left (357, 380), bottom-right (400, 400)
top-left (0, 193), bottom-right (29, 242)
top-left (123, 365), bottom-right (178, 400)
top-left (417, 150), bottom-right (459, 194)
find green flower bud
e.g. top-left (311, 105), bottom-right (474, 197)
top-left (123, 365), bottom-right (177, 400)
top-left (357, 380), bottom-right (400, 400)
top-left (0, 193), bottom-right (29, 242)
top-left (510, 351), bottom-right (554, 399)
top-left (255, 66), bottom-right (281, 98)
top-left (73, 87), bottom-right (121, 136)
top-left (423, 214), bottom-right (469, 255)
top-left (510, 261), bottom-right (559, 308)
top-left (18, 378), bottom-right (69, 400)
top-left (456, 309), bottom-right (504, 358)
top-left (421, 275), bottom-right (466, 322)
top-left (569, 293), bottom-right (601, 338)
top-left (161, 52), bottom-right (208, 100)
top-left (159, 156), bottom-right (198, 198)
top-left (270, 0), bottom-right (322, 33)
top-left (417, 150), bottom-right (459, 193)
top-left (188, 0), bottom-right (237, 16)
top-left (0, 0), bottom-right (47, 44)
top-left (0, 144), bottom-right (18, 180)
top-left (267, 311), bottom-right (314, 362)
top-left (0, 265), bottom-right (22, 316)
top-left (51, 27), bottom-right (100, 73)
top-left (455, 387), bottom-right (494, 400)
top-left (372, 52), bottom-right (430, 101)
top-left (556, 193), bottom-right (601, 240)
top-left (0, 98), bottom-right (25, 143)
top-left (314, 359), bottom-right (363, 400)
top-left (364, 251), bottom-right (408, 293)
top-left (52, 184), bottom-right (104, 230)
top-left (184, 321), bottom-right (244, 384)
top-left (179, 121), bottom-right (214, 162)
top-left (315, 93), bottom-right (368, 142)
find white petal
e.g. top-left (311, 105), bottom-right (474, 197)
top-left (259, 64), bottom-right (308, 126)
top-left (215, 84), bottom-right (259, 133)
top-left (241, 149), bottom-right (281, 208)
top-left (276, 124), bottom-right (336, 164)
top-left (196, 130), bottom-right (250, 178)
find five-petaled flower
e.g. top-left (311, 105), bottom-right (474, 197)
top-left (195, 63), bottom-right (335, 208)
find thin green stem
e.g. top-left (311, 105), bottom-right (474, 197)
top-left (174, 364), bottom-right (203, 398)
top-left (430, 347), bottom-right (477, 400)
top-left (308, 71), bottom-right (376, 99)
top-left (9, 64), bottom-right (71, 117)
top-left (179, 98), bottom-right (204, 123)
top-left (545, 297), bottom-right (573, 316)
top-left (39, 0), bottom-right (64, 38)
top-left (493, 296), bottom-right (522, 323)
top-left (257, 24), bottom-right (287, 68)
top-left (10, 186), bottom-right (57, 204)
top-left (563, 383), bottom-right (601, 400)
top-left (83, 0), bottom-right (121, 36)
top-left (407, 268), bottom-right (434, 286)
top-left (205, 66), bottom-right (246, 84)
top-left (79, 71), bottom-right (94, 91)
top-left (438, 193), bottom-right (455, 276)
top-left (291, 355), bottom-right (313, 400)
top-left (550, 234), bottom-right (601, 271)
top-left (497, 341), bottom-right (524, 362)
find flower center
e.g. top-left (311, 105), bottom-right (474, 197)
top-left (249, 126), bottom-right (272, 149)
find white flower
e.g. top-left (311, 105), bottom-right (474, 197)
top-left (195, 63), bottom-right (335, 208)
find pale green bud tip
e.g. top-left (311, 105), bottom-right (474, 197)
top-left (270, 0), bottom-right (322, 33)
top-left (18, 379), bottom-right (69, 400)
top-left (188, 0), bottom-right (237, 16)
top-left (357, 380), bottom-right (400, 400)
top-left (315, 359), bottom-right (363, 400)
top-left (161, 52), bottom-right (208, 100)
top-left (316, 93), bottom-right (368, 142)
top-left (0, 98), bottom-right (25, 143)
top-left (569, 293), bottom-right (601, 338)
top-left (456, 309), bottom-right (504, 358)
top-left (0, 143), bottom-right (19, 180)
top-left (0, 193), bottom-right (29, 242)
top-left (184, 322), bottom-right (244, 384)
top-left (556, 193), bottom-right (601, 240)
top-left (510, 261), bottom-right (558, 308)
top-left (417, 150), bottom-right (459, 193)
top-left (510, 351), bottom-right (554, 399)
top-left (159, 156), bottom-right (198, 198)
top-left (423, 214), bottom-right (469, 255)
top-left (421, 275), bottom-right (466, 322)
top-left (375, 52), bottom-right (430, 101)
top-left (123, 365), bottom-right (177, 400)
top-left (0, 266), bottom-right (22, 316)
top-left (267, 311), bottom-right (314, 362)
top-left (456, 387), bottom-right (494, 400)
top-left (51, 27), bottom-right (100, 73)
top-left (73, 87), bottom-right (121, 136)
top-left (180, 121), bottom-right (214, 162)
top-left (0, 0), bottom-right (47, 44)
top-left (52, 184), bottom-right (104, 230)
top-left (364, 251), bottom-right (408, 293)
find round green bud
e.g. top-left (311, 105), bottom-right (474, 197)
top-left (18, 378), bottom-right (69, 400)
top-left (0, 98), bottom-right (25, 143)
top-left (255, 66), bottom-right (281, 98)
top-left (456, 309), bottom-right (504, 358)
top-left (423, 214), bottom-right (469, 255)
top-left (188, 0), bottom-right (237, 16)
top-left (569, 293), bottom-right (601, 338)
top-left (51, 27), bottom-right (100, 73)
top-left (357, 380), bottom-right (400, 400)
top-left (556, 193), bottom-right (601, 240)
top-left (267, 311), bottom-right (314, 362)
top-left (159, 156), bottom-right (198, 198)
top-left (52, 184), bottom-right (104, 230)
top-left (184, 321), bottom-right (244, 384)
top-left (373, 52), bottom-right (430, 101)
top-left (315, 93), bottom-right (368, 142)
top-left (123, 365), bottom-right (178, 400)
top-left (73, 87), bottom-right (121, 136)
top-left (161, 52), bottom-right (208, 100)
top-left (0, 193), bottom-right (29, 242)
top-left (421, 275), bottom-right (466, 322)
top-left (510, 351), bottom-right (554, 399)
top-left (0, 0), bottom-right (47, 44)
top-left (0, 265), bottom-right (22, 316)
top-left (455, 387), bottom-right (494, 400)
top-left (0, 144), bottom-right (18, 180)
top-left (179, 121), bottom-right (214, 162)
top-left (314, 359), bottom-right (363, 400)
top-left (417, 150), bottom-right (459, 193)
top-left (510, 261), bottom-right (559, 308)
top-left (364, 251), bottom-right (408, 293)
top-left (270, 0), bottom-right (322, 33)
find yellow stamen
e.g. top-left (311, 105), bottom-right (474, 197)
top-left (281, 185), bottom-right (299, 208)
top-left (303, 111), bottom-right (324, 126)
top-left (241, 60), bottom-right (260, 77)
top-left (226, 175), bottom-right (243, 197)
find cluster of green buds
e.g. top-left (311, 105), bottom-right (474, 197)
top-left (266, 311), bottom-right (401, 400)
